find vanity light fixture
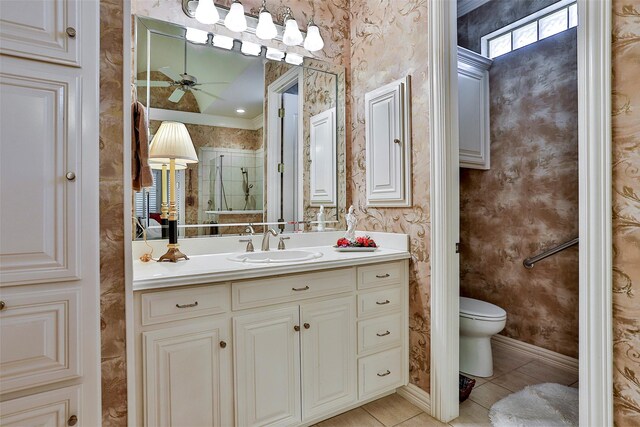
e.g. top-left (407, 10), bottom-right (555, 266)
top-left (303, 19), bottom-right (324, 52)
top-left (194, 0), bottom-right (219, 25)
top-left (255, 0), bottom-right (277, 40)
top-left (240, 41), bottom-right (262, 56)
top-left (266, 47), bottom-right (285, 61)
top-left (149, 121), bottom-right (198, 262)
top-left (285, 52), bottom-right (303, 65)
top-left (224, 0), bottom-right (248, 33)
top-left (185, 27), bottom-right (209, 44)
top-left (213, 34), bottom-right (234, 50)
top-left (282, 8), bottom-right (303, 46)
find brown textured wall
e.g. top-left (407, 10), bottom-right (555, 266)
top-left (612, 1), bottom-right (640, 424)
top-left (460, 29), bottom-right (579, 358)
top-left (349, 0), bottom-right (431, 391)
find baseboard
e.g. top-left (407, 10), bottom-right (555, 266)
top-left (396, 384), bottom-right (431, 413)
top-left (492, 334), bottom-right (579, 373)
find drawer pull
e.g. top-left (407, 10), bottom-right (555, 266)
top-left (220, 341), bottom-right (227, 348)
top-left (376, 299), bottom-right (391, 305)
top-left (176, 301), bottom-right (198, 309)
top-left (376, 330), bottom-right (391, 337)
top-left (304, 323), bottom-right (310, 329)
top-left (377, 370), bottom-right (391, 377)
top-left (68, 415), bottom-right (78, 426)
top-left (292, 286), bottom-right (310, 291)
top-left (376, 273), bottom-right (390, 278)
top-left (0, 301), bottom-right (5, 310)
top-left (294, 325), bottom-right (300, 332)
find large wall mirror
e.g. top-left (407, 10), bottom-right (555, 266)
top-left (133, 16), bottom-right (346, 240)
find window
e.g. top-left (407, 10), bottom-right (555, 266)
top-left (481, 0), bottom-right (578, 59)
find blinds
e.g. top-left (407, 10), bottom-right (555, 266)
top-left (134, 169), bottom-right (184, 224)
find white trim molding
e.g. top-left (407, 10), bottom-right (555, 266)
top-left (149, 108), bottom-right (263, 131)
top-left (491, 335), bottom-right (579, 373)
top-left (396, 385), bottom-right (431, 414)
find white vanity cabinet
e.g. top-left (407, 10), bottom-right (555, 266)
top-left (134, 259), bottom-right (409, 427)
top-left (458, 46), bottom-right (493, 169)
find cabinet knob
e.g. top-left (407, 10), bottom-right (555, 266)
top-left (68, 415), bottom-right (78, 426)
top-left (219, 341), bottom-right (227, 348)
top-left (294, 325), bottom-right (300, 332)
top-left (66, 172), bottom-right (76, 181)
top-left (303, 323), bottom-right (310, 329)
top-left (0, 301), bottom-right (5, 310)
top-left (394, 139), bottom-right (401, 145)
top-left (66, 27), bottom-right (76, 38)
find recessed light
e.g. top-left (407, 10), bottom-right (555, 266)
top-left (236, 108), bottom-right (246, 114)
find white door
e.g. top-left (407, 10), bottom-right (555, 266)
top-left (234, 306), bottom-right (301, 427)
top-left (0, 385), bottom-right (80, 427)
top-left (300, 296), bottom-right (356, 420)
top-left (309, 108), bottom-right (337, 206)
top-left (143, 319), bottom-right (233, 427)
top-left (0, 0), bottom-right (81, 66)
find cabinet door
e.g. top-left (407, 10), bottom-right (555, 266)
top-left (309, 107), bottom-right (337, 206)
top-left (0, 384), bottom-right (80, 427)
top-left (0, 57), bottom-right (81, 285)
top-left (143, 319), bottom-right (233, 427)
top-left (0, 0), bottom-right (81, 66)
top-left (234, 307), bottom-right (301, 427)
top-left (301, 296), bottom-right (356, 420)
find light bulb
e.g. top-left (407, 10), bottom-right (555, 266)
top-left (283, 18), bottom-right (303, 46)
top-left (256, 10), bottom-right (277, 40)
top-left (213, 35), bottom-right (234, 50)
top-left (304, 23), bottom-right (324, 52)
top-left (241, 41), bottom-right (262, 56)
top-left (186, 28), bottom-right (209, 44)
top-left (266, 47), bottom-right (285, 61)
top-left (194, 0), bottom-right (219, 25)
top-left (285, 53), bottom-right (303, 65)
top-left (224, 1), bottom-right (247, 33)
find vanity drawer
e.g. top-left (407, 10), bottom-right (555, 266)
top-left (140, 284), bottom-right (230, 326)
top-left (357, 286), bottom-right (402, 317)
top-left (357, 261), bottom-right (403, 289)
top-left (358, 347), bottom-right (403, 399)
top-left (232, 268), bottom-right (356, 310)
top-left (358, 312), bottom-right (402, 354)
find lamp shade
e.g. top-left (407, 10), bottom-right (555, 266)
top-left (149, 159), bottom-right (188, 170)
top-left (149, 122), bottom-right (198, 163)
top-left (195, 0), bottom-right (219, 25)
top-left (224, 1), bottom-right (247, 32)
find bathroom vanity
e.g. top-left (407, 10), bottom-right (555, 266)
top-left (132, 232), bottom-right (410, 427)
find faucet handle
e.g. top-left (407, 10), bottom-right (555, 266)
top-left (239, 238), bottom-right (254, 252)
top-left (245, 225), bottom-right (255, 235)
top-left (278, 236), bottom-right (290, 250)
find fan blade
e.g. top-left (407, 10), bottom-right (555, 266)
top-left (194, 81), bottom-right (230, 86)
top-left (159, 66), bottom-right (182, 82)
top-left (168, 88), bottom-right (185, 103)
top-left (135, 80), bottom-right (171, 87)
top-left (192, 88), bottom-right (224, 100)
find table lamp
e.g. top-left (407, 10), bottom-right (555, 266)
top-left (149, 159), bottom-right (187, 239)
top-left (149, 122), bottom-right (198, 262)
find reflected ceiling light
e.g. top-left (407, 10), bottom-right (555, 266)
top-left (224, 1), bottom-right (247, 33)
top-left (282, 8), bottom-right (303, 46)
top-left (194, 0), bottom-right (219, 25)
top-left (236, 108), bottom-right (246, 114)
top-left (266, 47), bottom-right (285, 61)
top-left (255, 0), bottom-right (277, 40)
top-left (303, 20), bottom-right (324, 52)
top-left (186, 27), bottom-right (209, 44)
top-left (241, 41), bottom-right (262, 56)
top-left (212, 34), bottom-right (234, 50)
top-left (285, 53), bottom-right (303, 65)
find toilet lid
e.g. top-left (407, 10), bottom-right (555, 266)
top-left (460, 297), bottom-right (506, 320)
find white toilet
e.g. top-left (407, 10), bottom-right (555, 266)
top-left (460, 297), bottom-right (507, 377)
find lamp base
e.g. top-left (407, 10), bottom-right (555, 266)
top-left (157, 247), bottom-right (189, 263)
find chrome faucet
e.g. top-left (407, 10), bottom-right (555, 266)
top-left (261, 228), bottom-right (278, 251)
top-left (245, 225), bottom-right (255, 235)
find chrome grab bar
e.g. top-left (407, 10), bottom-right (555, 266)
top-left (523, 237), bottom-right (579, 269)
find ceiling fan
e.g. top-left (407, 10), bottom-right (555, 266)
top-left (137, 38), bottom-right (228, 104)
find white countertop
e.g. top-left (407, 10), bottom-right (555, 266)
top-left (133, 245), bottom-right (411, 291)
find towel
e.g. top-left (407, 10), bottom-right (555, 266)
top-left (132, 101), bottom-right (154, 191)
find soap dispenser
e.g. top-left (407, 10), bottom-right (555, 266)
top-left (317, 205), bottom-right (325, 232)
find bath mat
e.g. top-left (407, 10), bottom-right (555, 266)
top-left (489, 383), bottom-right (578, 427)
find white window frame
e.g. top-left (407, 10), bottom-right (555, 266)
top-left (481, 0), bottom-right (577, 58)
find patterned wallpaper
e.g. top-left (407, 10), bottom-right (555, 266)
top-left (459, 30), bottom-right (579, 357)
top-left (612, 1), bottom-right (640, 425)
top-left (349, 0), bottom-right (431, 391)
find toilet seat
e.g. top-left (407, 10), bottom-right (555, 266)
top-left (460, 297), bottom-right (506, 321)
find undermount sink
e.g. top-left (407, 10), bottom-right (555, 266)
top-left (229, 250), bottom-right (323, 264)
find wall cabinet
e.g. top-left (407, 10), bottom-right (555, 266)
top-left (309, 108), bottom-right (337, 206)
top-left (458, 46), bottom-right (492, 169)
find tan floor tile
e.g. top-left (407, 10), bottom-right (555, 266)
top-left (316, 407), bottom-right (384, 427)
top-left (490, 370), bottom-right (542, 392)
top-left (394, 412), bottom-right (447, 427)
top-left (468, 382), bottom-right (512, 409)
top-left (362, 394), bottom-right (422, 426)
top-left (516, 360), bottom-right (579, 386)
top-left (486, 344), bottom-right (534, 379)
top-left (449, 400), bottom-right (491, 427)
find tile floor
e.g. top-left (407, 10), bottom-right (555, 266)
top-left (315, 342), bottom-right (579, 427)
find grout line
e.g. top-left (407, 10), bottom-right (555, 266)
top-left (390, 411), bottom-right (425, 427)
top-left (360, 403), bottom-right (388, 426)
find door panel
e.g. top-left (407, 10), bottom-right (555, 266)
top-left (0, 384), bottom-right (80, 427)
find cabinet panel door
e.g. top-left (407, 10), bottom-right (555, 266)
top-left (0, 58), bottom-right (81, 285)
top-left (309, 107), bottom-right (337, 206)
top-left (143, 319), bottom-right (233, 427)
top-left (234, 307), bottom-right (301, 427)
top-left (0, 0), bottom-right (80, 66)
top-left (301, 296), bottom-right (356, 419)
top-left (0, 287), bottom-right (80, 393)
top-left (0, 384), bottom-right (80, 427)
